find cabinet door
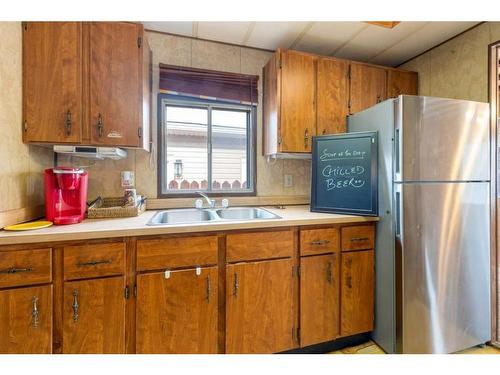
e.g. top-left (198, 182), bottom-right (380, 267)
top-left (317, 58), bottom-right (349, 135)
top-left (226, 259), bottom-right (294, 353)
top-left (300, 254), bottom-right (339, 346)
top-left (387, 70), bottom-right (418, 98)
top-left (136, 267), bottom-right (218, 354)
top-left (0, 285), bottom-right (52, 353)
top-left (23, 22), bottom-right (82, 143)
top-left (350, 63), bottom-right (386, 114)
top-left (89, 22), bottom-right (142, 146)
top-left (280, 50), bottom-right (316, 153)
top-left (340, 250), bottom-right (374, 336)
top-left (63, 276), bottom-right (125, 353)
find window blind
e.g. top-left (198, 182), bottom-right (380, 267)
top-left (159, 64), bottom-right (259, 104)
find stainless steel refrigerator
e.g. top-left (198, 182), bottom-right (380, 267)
top-left (348, 95), bottom-right (491, 354)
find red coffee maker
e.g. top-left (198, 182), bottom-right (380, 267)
top-left (44, 167), bottom-right (88, 225)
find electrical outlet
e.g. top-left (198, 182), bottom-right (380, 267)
top-left (284, 174), bottom-right (293, 188)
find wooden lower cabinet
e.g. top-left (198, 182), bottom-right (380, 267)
top-left (300, 254), bottom-right (339, 346)
top-left (136, 266), bottom-right (218, 354)
top-left (0, 285), bottom-right (52, 353)
top-left (63, 276), bottom-right (126, 353)
top-left (226, 259), bottom-right (294, 353)
top-left (340, 250), bottom-right (374, 336)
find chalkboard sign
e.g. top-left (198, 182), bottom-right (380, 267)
top-left (311, 132), bottom-right (378, 216)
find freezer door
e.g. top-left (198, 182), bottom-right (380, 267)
top-left (395, 182), bottom-right (491, 353)
top-left (394, 96), bottom-right (490, 182)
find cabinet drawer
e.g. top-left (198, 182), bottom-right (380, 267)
top-left (341, 225), bottom-right (375, 252)
top-left (63, 242), bottom-right (125, 280)
top-left (226, 230), bottom-right (293, 262)
top-left (0, 248), bottom-right (52, 288)
top-left (300, 228), bottom-right (339, 256)
top-left (136, 236), bottom-right (218, 271)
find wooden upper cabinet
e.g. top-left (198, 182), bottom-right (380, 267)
top-left (300, 254), bottom-right (339, 347)
top-left (387, 69), bottom-right (418, 98)
top-left (226, 259), bottom-right (294, 353)
top-left (23, 22), bottom-right (82, 144)
top-left (280, 50), bottom-right (316, 153)
top-left (316, 58), bottom-right (349, 135)
top-left (63, 276), bottom-right (125, 353)
top-left (136, 267), bottom-right (218, 354)
top-left (340, 250), bottom-right (374, 337)
top-left (0, 285), bottom-right (52, 354)
top-left (349, 63), bottom-right (387, 114)
top-left (89, 22), bottom-right (143, 147)
top-left (22, 22), bottom-right (150, 149)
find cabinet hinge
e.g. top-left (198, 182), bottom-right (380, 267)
top-left (23, 121), bottom-right (27, 132)
top-left (138, 36), bottom-right (142, 48)
top-left (138, 127), bottom-right (143, 138)
top-left (125, 286), bottom-right (130, 299)
top-left (348, 99), bottom-right (352, 111)
top-left (278, 136), bottom-right (282, 145)
top-left (133, 284), bottom-right (137, 298)
top-left (293, 265), bottom-right (300, 278)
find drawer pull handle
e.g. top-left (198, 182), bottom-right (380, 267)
top-left (326, 262), bottom-right (333, 284)
top-left (233, 273), bottom-right (238, 297)
top-left (350, 237), bottom-right (369, 242)
top-left (77, 259), bottom-right (112, 267)
top-left (72, 290), bottom-right (79, 323)
top-left (310, 240), bottom-right (330, 246)
top-left (0, 267), bottom-right (33, 274)
top-left (31, 296), bottom-right (39, 328)
top-left (206, 277), bottom-right (211, 303)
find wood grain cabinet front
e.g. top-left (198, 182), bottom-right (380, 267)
top-left (22, 21), bottom-right (150, 149)
top-left (300, 227), bottom-right (339, 256)
top-left (300, 254), bottom-right (339, 346)
top-left (0, 285), bottom-right (53, 353)
top-left (341, 225), bottom-right (375, 252)
top-left (0, 248), bottom-right (52, 288)
top-left (62, 276), bottom-right (126, 353)
top-left (225, 259), bottom-right (294, 354)
top-left (136, 266), bottom-right (218, 354)
top-left (349, 63), bottom-right (387, 114)
top-left (340, 250), bottom-right (374, 337)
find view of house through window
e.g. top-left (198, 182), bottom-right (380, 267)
top-left (160, 99), bottom-right (254, 195)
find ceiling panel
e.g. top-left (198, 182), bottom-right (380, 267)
top-left (245, 22), bottom-right (308, 50)
top-left (197, 21), bottom-right (252, 45)
top-left (293, 22), bottom-right (368, 56)
top-left (142, 21), bottom-right (482, 66)
top-left (333, 22), bottom-right (428, 62)
top-left (142, 21), bottom-right (193, 37)
top-left (370, 21), bottom-right (479, 66)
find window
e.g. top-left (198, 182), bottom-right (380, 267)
top-left (158, 96), bottom-right (255, 196)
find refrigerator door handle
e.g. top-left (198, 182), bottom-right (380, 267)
top-left (395, 191), bottom-right (401, 237)
top-left (395, 128), bottom-right (400, 174)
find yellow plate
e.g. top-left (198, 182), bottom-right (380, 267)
top-left (4, 220), bottom-right (53, 231)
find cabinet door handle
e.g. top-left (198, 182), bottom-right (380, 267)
top-left (304, 128), bottom-right (309, 148)
top-left (0, 267), bottom-right (33, 274)
top-left (206, 276), bottom-right (211, 303)
top-left (310, 240), bottom-right (330, 246)
top-left (350, 237), bottom-right (369, 242)
top-left (76, 259), bottom-right (112, 267)
top-left (376, 95), bottom-right (382, 103)
top-left (326, 262), bottom-right (333, 284)
top-left (346, 275), bottom-right (352, 289)
top-left (31, 296), bottom-right (39, 328)
top-left (322, 129), bottom-right (326, 135)
top-left (66, 110), bottom-right (72, 135)
top-left (233, 273), bottom-right (238, 297)
top-left (72, 290), bottom-right (79, 323)
top-left (97, 113), bottom-right (104, 137)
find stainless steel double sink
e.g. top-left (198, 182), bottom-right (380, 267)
top-left (146, 207), bottom-right (281, 226)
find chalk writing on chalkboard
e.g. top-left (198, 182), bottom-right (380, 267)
top-left (311, 132), bottom-right (378, 216)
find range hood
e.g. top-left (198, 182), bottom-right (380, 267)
top-left (53, 145), bottom-right (128, 160)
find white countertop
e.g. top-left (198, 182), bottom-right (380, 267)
top-left (0, 205), bottom-right (378, 246)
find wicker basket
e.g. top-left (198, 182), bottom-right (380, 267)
top-left (87, 197), bottom-right (146, 219)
